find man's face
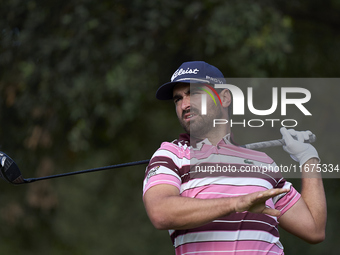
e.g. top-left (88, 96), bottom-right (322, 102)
top-left (172, 83), bottom-right (222, 138)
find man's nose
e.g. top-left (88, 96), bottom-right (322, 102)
top-left (181, 96), bottom-right (190, 110)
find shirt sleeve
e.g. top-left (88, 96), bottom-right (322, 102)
top-left (143, 142), bottom-right (183, 196)
top-left (273, 178), bottom-right (301, 217)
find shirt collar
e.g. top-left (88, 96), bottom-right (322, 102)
top-left (178, 133), bottom-right (233, 148)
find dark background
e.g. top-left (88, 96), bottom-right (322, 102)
top-left (1, 0), bottom-right (339, 254)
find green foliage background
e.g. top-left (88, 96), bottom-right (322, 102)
top-left (0, 0), bottom-right (339, 254)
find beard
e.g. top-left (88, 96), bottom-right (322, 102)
top-left (179, 106), bottom-right (222, 139)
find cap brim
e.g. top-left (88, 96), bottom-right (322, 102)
top-left (156, 79), bottom-right (210, 100)
top-left (156, 81), bottom-right (181, 100)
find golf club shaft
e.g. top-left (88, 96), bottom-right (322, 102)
top-left (22, 159), bottom-right (151, 184)
top-left (20, 135), bottom-right (316, 184)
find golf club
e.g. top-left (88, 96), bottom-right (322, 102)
top-left (0, 134), bottom-right (316, 185)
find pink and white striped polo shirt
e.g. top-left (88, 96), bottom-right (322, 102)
top-left (143, 133), bottom-right (301, 255)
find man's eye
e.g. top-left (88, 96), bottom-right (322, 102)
top-left (191, 90), bottom-right (201, 95)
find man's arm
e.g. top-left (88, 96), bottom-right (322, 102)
top-left (143, 184), bottom-right (289, 230)
top-left (278, 128), bottom-right (327, 244)
top-left (279, 158), bottom-right (327, 243)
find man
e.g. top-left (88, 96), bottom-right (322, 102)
top-left (143, 61), bottom-right (326, 254)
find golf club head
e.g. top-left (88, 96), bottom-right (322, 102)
top-left (0, 152), bottom-right (25, 184)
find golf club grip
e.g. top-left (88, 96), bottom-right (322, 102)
top-left (243, 134), bottom-right (316, 150)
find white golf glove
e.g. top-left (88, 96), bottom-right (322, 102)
top-left (280, 127), bottom-right (320, 166)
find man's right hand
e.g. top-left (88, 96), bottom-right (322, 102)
top-left (234, 188), bottom-right (290, 217)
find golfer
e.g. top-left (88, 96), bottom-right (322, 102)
top-left (143, 61), bottom-right (326, 254)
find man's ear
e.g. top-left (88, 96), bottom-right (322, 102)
top-left (220, 89), bottom-right (231, 108)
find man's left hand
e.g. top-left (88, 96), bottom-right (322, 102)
top-left (280, 127), bottom-right (320, 166)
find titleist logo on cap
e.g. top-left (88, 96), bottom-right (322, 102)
top-left (171, 68), bottom-right (200, 82)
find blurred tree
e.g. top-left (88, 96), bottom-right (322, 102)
top-left (0, 0), bottom-right (339, 254)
